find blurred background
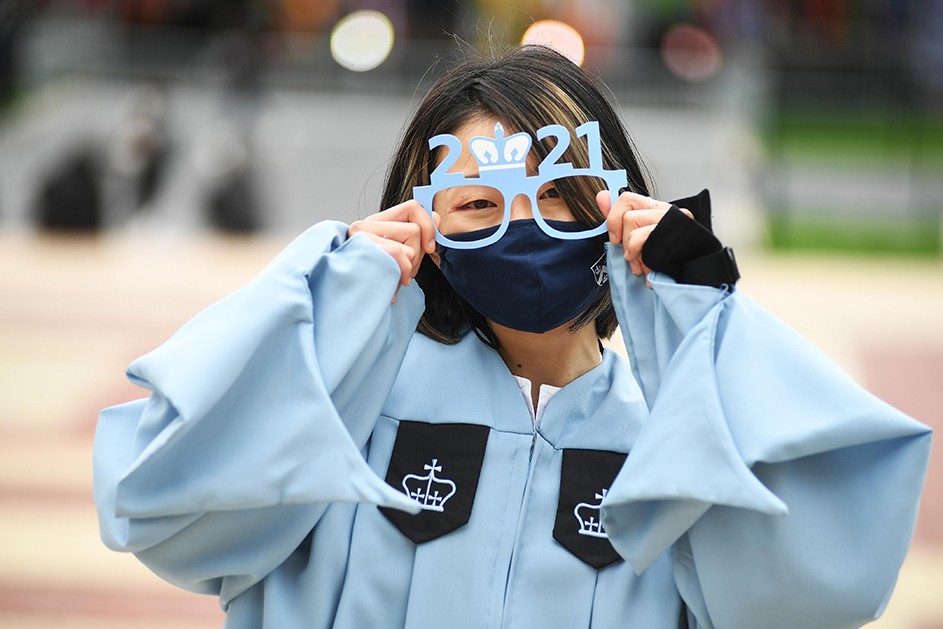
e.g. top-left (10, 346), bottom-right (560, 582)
top-left (0, 0), bottom-right (941, 627)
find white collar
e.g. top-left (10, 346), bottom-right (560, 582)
top-left (512, 375), bottom-right (562, 428)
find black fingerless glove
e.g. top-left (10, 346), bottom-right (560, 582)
top-left (640, 189), bottom-right (740, 288)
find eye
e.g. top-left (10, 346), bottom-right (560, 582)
top-left (460, 198), bottom-right (498, 210)
top-left (538, 186), bottom-right (560, 200)
top-left (434, 186), bottom-right (503, 215)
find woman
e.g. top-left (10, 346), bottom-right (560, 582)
top-left (94, 45), bottom-right (930, 628)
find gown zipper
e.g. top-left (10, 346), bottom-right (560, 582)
top-left (496, 402), bottom-right (541, 628)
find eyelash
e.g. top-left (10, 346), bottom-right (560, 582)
top-left (458, 198), bottom-right (497, 211)
top-left (452, 186), bottom-right (562, 212)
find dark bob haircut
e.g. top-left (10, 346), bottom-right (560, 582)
top-left (379, 44), bottom-right (652, 347)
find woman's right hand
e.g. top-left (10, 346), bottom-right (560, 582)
top-left (347, 200), bottom-right (439, 299)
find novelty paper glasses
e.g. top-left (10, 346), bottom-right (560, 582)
top-left (412, 121), bottom-right (628, 249)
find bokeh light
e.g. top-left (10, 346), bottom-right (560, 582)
top-left (330, 10), bottom-right (395, 72)
top-left (660, 23), bottom-right (722, 81)
top-left (522, 20), bottom-right (585, 66)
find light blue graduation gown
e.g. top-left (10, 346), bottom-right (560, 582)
top-left (94, 221), bottom-right (931, 628)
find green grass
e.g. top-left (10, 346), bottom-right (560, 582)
top-left (766, 211), bottom-right (941, 256)
top-left (764, 110), bottom-right (943, 166)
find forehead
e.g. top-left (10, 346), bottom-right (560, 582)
top-left (438, 115), bottom-right (541, 176)
top-left (449, 114), bottom-right (504, 142)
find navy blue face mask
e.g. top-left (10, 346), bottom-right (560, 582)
top-left (437, 219), bottom-right (608, 334)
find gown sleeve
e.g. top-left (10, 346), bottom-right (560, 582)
top-left (93, 221), bottom-right (422, 603)
top-left (600, 245), bottom-right (932, 629)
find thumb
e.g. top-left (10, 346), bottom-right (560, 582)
top-left (596, 190), bottom-right (613, 217)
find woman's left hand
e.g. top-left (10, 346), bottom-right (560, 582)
top-left (596, 191), bottom-right (693, 277)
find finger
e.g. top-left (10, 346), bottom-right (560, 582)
top-left (606, 203), bottom-right (623, 245)
top-left (622, 193), bottom-right (694, 219)
top-left (606, 192), bottom-right (662, 244)
top-left (620, 208), bottom-right (671, 234)
top-left (385, 221), bottom-right (425, 267)
top-left (604, 192), bottom-right (640, 245)
top-left (605, 192), bottom-right (643, 244)
top-left (384, 241), bottom-right (414, 287)
top-left (351, 219), bottom-right (425, 270)
top-left (401, 199), bottom-right (439, 254)
top-left (628, 259), bottom-right (654, 278)
top-left (620, 191), bottom-right (661, 210)
top-left (350, 217), bottom-right (419, 243)
top-left (645, 198), bottom-right (694, 220)
top-left (623, 223), bottom-right (657, 271)
top-left (623, 222), bottom-right (657, 259)
top-left (645, 197), bottom-right (669, 210)
top-left (635, 194), bottom-right (674, 212)
top-left (675, 205), bottom-right (694, 220)
top-left (623, 205), bottom-right (694, 231)
top-left (596, 190), bottom-right (622, 245)
top-left (360, 233), bottom-right (413, 287)
top-left (388, 241), bottom-right (416, 287)
top-left (596, 189), bottom-right (613, 217)
top-left (373, 199), bottom-right (438, 253)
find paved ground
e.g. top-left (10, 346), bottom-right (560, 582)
top-left (0, 228), bottom-right (941, 628)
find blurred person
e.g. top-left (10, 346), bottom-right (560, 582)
top-left (204, 166), bottom-right (259, 233)
top-left (34, 145), bottom-right (103, 232)
top-left (193, 117), bottom-right (260, 233)
top-left (93, 45), bottom-right (929, 628)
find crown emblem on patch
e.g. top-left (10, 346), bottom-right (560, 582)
top-left (591, 251), bottom-right (608, 287)
top-left (401, 458), bottom-right (457, 512)
top-left (574, 488), bottom-right (609, 538)
top-left (469, 122), bottom-right (532, 171)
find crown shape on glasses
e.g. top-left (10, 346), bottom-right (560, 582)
top-left (413, 120), bottom-right (628, 249)
top-left (469, 123), bottom-right (532, 171)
